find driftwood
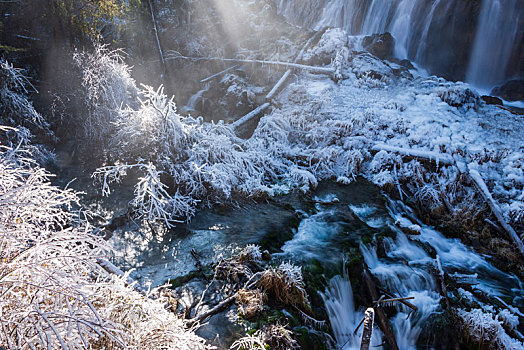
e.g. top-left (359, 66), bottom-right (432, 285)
top-left (360, 308), bottom-right (375, 350)
top-left (363, 269), bottom-right (399, 350)
top-left (468, 169), bottom-right (524, 254)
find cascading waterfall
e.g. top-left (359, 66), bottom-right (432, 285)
top-left (322, 272), bottom-right (384, 349)
top-left (322, 198), bottom-right (523, 348)
top-left (275, 0), bottom-right (524, 89)
top-left (466, 0), bottom-right (523, 89)
top-left (181, 83), bottom-right (210, 114)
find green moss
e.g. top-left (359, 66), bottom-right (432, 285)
top-left (167, 265), bottom-right (213, 288)
top-left (0, 45), bottom-right (27, 53)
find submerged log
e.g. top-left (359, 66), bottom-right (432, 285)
top-left (468, 169), bottom-right (524, 254)
top-left (360, 308), bottom-right (375, 350)
top-left (363, 269), bottom-right (399, 350)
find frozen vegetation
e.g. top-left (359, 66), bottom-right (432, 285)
top-left (1, 4), bottom-right (523, 346)
top-left (0, 61), bottom-right (208, 349)
top-left (87, 31), bottom-right (523, 237)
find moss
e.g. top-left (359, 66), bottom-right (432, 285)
top-left (167, 265), bottom-right (213, 288)
top-left (0, 45), bottom-right (27, 53)
top-left (294, 326), bottom-right (328, 350)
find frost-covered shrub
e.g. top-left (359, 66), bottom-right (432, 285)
top-left (303, 28), bottom-right (349, 66)
top-left (73, 44), bottom-right (137, 142)
top-left (231, 323), bottom-right (299, 350)
top-left (0, 60), bottom-right (53, 161)
top-left (436, 84), bottom-right (480, 109)
top-left (257, 262), bottom-right (309, 310)
top-left (0, 133), bottom-right (207, 349)
top-left (458, 308), bottom-right (523, 350)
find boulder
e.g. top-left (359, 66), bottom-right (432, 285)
top-left (362, 32), bottom-right (395, 60)
top-left (480, 95), bottom-right (503, 106)
top-left (491, 80), bottom-right (524, 101)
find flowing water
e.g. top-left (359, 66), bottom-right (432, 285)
top-left (181, 83), bottom-right (210, 114)
top-left (109, 179), bottom-right (523, 348)
top-left (467, 0), bottom-right (524, 88)
top-left (275, 0), bottom-right (524, 89)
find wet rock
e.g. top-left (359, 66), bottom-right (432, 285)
top-left (481, 95), bottom-right (503, 106)
top-left (394, 218), bottom-right (421, 235)
top-left (362, 32), bottom-right (394, 60)
top-left (491, 79), bottom-right (524, 101)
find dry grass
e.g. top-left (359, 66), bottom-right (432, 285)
top-left (236, 288), bottom-right (266, 319)
top-left (257, 262), bottom-right (310, 310)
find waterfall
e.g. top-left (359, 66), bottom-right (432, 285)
top-left (466, 0), bottom-right (523, 89)
top-left (414, 0), bottom-right (442, 63)
top-left (322, 272), bottom-right (384, 349)
top-left (322, 198), bottom-right (524, 348)
top-left (275, 0), bottom-right (524, 87)
top-left (181, 83), bottom-right (210, 114)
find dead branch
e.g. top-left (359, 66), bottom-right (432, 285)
top-left (363, 269), bottom-right (399, 350)
top-left (468, 169), bottom-right (524, 254)
top-left (360, 308), bottom-right (375, 350)
top-left (376, 287), bottom-right (418, 312)
top-left (436, 255), bottom-right (451, 310)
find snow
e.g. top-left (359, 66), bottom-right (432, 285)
top-left (83, 35), bottom-right (522, 236)
top-left (458, 308), bottom-right (524, 350)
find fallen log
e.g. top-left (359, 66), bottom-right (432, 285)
top-left (231, 102), bottom-right (271, 132)
top-left (200, 64), bottom-right (239, 83)
top-left (363, 269), bottom-right (399, 350)
top-left (266, 29), bottom-right (325, 100)
top-left (468, 169), bottom-right (524, 254)
top-left (372, 144), bottom-right (454, 166)
top-left (164, 54), bottom-right (335, 75)
top-left (360, 308), bottom-right (375, 350)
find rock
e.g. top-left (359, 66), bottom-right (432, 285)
top-left (491, 80), bottom-right (524, 101)
top-left (302, 28), bottom-right (349, 66)
top-left (362, 32), bottom-right (395, 60)
top-left (395, 218), bottom-right (421, 235)
top-left (480, 95), bottom-right (503, 106)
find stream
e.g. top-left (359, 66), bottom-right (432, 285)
top-left (107, 179), bottom-right (523, 349)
